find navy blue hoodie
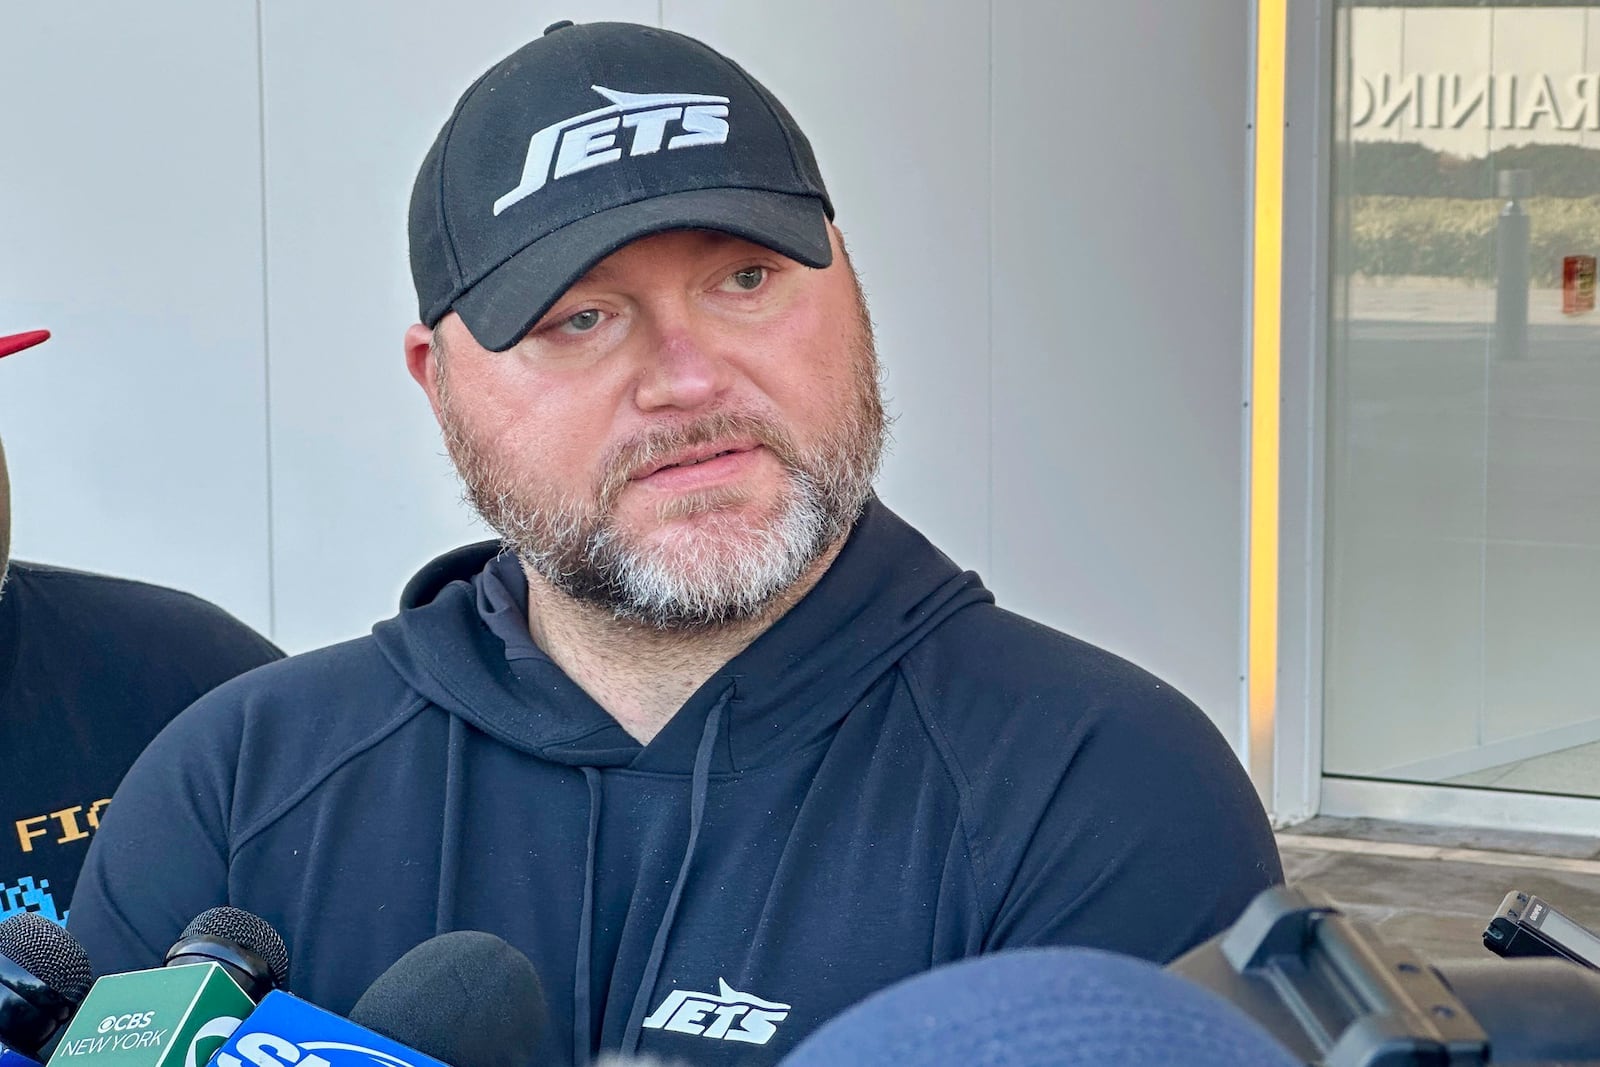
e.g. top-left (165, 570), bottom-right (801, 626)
top-left (69, 501), bottom-right (1280, 1065)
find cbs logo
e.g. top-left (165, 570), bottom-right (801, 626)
top-left (97, 1013), bottom-right (157, 1033)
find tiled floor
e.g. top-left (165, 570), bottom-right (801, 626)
top-left (1444, 739), bottom-right (1600, 794)
top-left (1279, 816), bottom-right (1600, 964)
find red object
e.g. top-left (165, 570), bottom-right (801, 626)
top-left (0, 330), bottom-right (51, 359)
top-left (1564, 255), bottom-right (1597, 316)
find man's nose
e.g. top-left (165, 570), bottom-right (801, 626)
top-left (632, 310), bottom-right (733, 413)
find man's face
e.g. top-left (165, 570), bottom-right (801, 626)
top-left (408, 226), bottom-right (886, 631)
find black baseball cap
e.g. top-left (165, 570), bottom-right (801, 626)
top-left (409, 20), bottom-right (836, 353)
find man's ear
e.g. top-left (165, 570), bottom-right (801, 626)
top-left (404, 322), bottom-right (444, 420)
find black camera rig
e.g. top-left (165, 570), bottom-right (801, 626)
top-left (1169, 885), bottom-right (1600, 1065)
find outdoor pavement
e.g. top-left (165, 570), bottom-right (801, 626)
top-left (1279, 815), bottom-right (1600, 964)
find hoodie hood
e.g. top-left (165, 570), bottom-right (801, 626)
top-left (372, 498), bottom-right (993, 774)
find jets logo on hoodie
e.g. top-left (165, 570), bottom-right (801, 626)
top-left (641, 980), bottom-right (791, 1045)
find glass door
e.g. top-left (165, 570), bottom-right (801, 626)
top-left (1324, 0), bottom-right (1600, 797)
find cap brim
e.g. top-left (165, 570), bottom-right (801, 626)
top-left (0, 330), bottom-right (51, 360)
top-left (452, 188), bottom-right (832, 352)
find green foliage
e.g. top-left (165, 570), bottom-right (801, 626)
top-left (1347, 142), bottom-right (1600, 198)
top-left (1349, 195), bottom-right (1600, 283)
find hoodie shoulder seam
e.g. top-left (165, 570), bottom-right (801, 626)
top-left (229, 694), bottom-right (433, 858)
top-left (897, 658), bottom-right (997, 930)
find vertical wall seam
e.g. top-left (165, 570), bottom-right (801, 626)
top-left (254, 0), bottom-right (278, 639)
top-left (1241, 0), bottom-right (1263, 767)
top-left (986, 0), bottom-right (996, 578)
top-left (1235, 0), bottom-right (1260, 767)
top-left (1298, 0), bottom-right (1333, 816)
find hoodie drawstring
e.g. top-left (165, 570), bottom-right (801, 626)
top-left (435, 716), bottom-right (468, 933)
top-left (575, 767), bottom-right (603, 1067)
top-left (618, 688), bottom-right (729, 1055)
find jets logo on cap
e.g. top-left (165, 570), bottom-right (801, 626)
top-left (493, 86), bottom-right (731, 216)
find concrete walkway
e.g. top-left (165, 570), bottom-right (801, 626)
top-left (1279, 816), bottom-right (1600, 964)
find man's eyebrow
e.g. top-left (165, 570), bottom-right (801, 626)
top-left (574, 232), bottom-right (751, 289)
top-left (575, 259), bottom-right (620, 287)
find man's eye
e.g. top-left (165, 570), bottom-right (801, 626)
top-left (727, 267), bottom-right (767, 292)
top-left (563, 309), bottom-right (603, 332)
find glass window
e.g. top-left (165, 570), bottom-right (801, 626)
top-left (1325, 0), bottom-right (1600, 796)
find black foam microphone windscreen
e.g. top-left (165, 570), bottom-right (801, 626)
top-left (348, 931), bottom-right (546, 1067)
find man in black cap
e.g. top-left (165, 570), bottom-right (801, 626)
top-left (0, 329), bottom-right (281, 927)
top-left (72, 23), bottom-right (1281, 1066)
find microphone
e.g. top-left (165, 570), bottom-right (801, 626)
top-left (778, 947), bottom-right (1300, 1067)
top-left (212, 931), bottom-right (544, 1067)
top-left (208, 993), bottom-right (449, 1067)
top-left (0, 913), bottom-right (94, 1065)
top-left (348, 931), bottom-right (546, 1067)
top-left (163, 909), bottom-right (289, 1003)
top-left (46, 908), bottom-right (288, 1067)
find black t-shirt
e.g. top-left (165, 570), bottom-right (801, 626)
top-left (0, 561), bottom-right (281, 926)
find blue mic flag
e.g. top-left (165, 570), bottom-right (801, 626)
top-left (2, 1044), bottom-right (43, 1067)
top-left (210, 992), bottom-right (450, 1067)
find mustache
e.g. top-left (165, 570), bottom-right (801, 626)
top-left (593, 410), bottom-right (802, 507)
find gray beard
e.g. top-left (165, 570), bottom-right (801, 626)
top-left (439, 376), bottom-right (886, 633)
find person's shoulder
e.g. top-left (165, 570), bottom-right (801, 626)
top-left (900, 602), bottom-right (1247, 811)
top-left (16, 560), bottom-right (262, 628)
top-left (11, 560), bottom-right (282, 666)
top-left (183, 633), bottom-right (411, 725)
top-left (906, 601), bottom-right (1202, 735)
top-left (138, 634), bottom-right (428, 801)
top-left (902, 604), bottom-right (1279, 942)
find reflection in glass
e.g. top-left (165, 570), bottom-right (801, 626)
top-left (1325, 1), bottom-right (1600, 796)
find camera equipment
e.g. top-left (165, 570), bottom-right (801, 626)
top-left (1169, 884), bottom-right (1600, 1065)
top-left (1484, 890), bottom-right (1600, 972)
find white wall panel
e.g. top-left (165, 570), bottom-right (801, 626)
top-left (2, 1), bottom-right (1260, 760)
top-left (259, 1), bottom-right (656, 651)
top-left (0, 4), bottom-right (271, 633)
top-left (663, 0), bottom-right (994, 574)
top-left (991, 0), bottom-right (1252, 740)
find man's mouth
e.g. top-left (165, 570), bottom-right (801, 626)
top-left (637, 443), bottom-right (758, 479)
